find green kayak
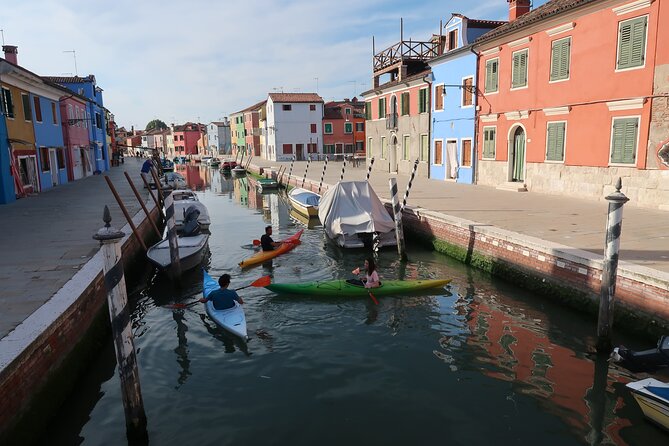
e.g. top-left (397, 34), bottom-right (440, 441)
top-left (265, 279), bottom-right (451, 297)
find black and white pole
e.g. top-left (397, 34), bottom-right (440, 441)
top-left (301, 156), bottom-right (311, 188)
top-left (596, 177), bottom-right (629, 352)
top-left (389, 178), bottom-right (406, 259)
top-left (287, 155), bottom-right (296, 187)
top-left (340, 156), bottom-right (347, 182)
top-left (163, 191), bottom-right (182, 280)
top-left (402, 159), bottom-right (419, 210)
top-left (318, 156), bottom-right (328, 195)
top-left (93, 206), bottom-right (148, 441)
top-left (366, 157), bottom-right (375, 181)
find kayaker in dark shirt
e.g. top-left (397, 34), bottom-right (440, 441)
top-left (199, 274), bottom-right (243, 310)
top-left (260, 225), bottom-right (282, 251)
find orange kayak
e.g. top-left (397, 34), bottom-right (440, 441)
top-left (239, 229), bottom-right (304, 268)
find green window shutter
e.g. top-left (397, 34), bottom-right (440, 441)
top-left (550, 38), bottom-right (570, 81)
top-left (418, 89), bottom-right (425, 113)
top-left (365, 102), bottom-right (371, 120)
top-left (546, 122), bottom-right (565, 161)
top-left (611, 118), bottom-right (638, 164)
top-left (483, 128), bottom-right (496, 158)
top-left (402, 92), bottom-right (410, 115)
top-left (485, 60), bottom-right (498, 93)
top-left (512, 50), bottom-right (528, 88)
top-left (618, 16), bottom-right (647, 69)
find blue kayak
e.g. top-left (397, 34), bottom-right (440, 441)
top-left (203, 271), bottom-right (248, 339)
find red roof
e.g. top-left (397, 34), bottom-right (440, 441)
top-left (268, 93), bottom-right (323, 103)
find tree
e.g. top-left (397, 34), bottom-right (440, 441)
top-left (145, 119), bottom-right (168, 131)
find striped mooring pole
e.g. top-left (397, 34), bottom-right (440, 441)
top-left (340, 156), bottom-right (347, 182)
top-left (402, 159), bottom-right (419, 210)
top-left (318, 156), bottom-right (328, 194)
top-left (596, 177), bottom-right (629, 352)
top-left (389, 178), bottom-right (406, 259)
top-left (366, 157), bottom-right (375, 181)
top-left (287, 155), bottom-right (296, 187)
top-left (163, 191), bottom-right (182, 280)
top-left (93, 206), bottom-right (148, 441)
top-left (301, 156), bottom-right (312, 188)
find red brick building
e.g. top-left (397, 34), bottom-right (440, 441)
top-left (322, 98), bottom-right (365, 159)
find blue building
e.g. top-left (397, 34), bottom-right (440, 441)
top-left (43, 75), bottom-right (109, 173)
top-left (429, 14), bottom-right (504, 184)
top-left (31, 89), bottom-right (67, 190)
top-left (0, 111), bottom-right (11, 203)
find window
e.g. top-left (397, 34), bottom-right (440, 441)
top-left (22, 93), bottom-right (32, 121)
top-left (310, 123), bottom-right (317, 133)
top-left (355, 122), bottom-right (364, 131)
top-left (282, 104), bottom-right (292, 111)
top-left (485, 58), bottom-right (499, 93)
top-left (345, 108), bottom-right (351, 115)
top-left (483, 127), bottom-right (496, 159)
top-left (356, 141), bottom-right (364, 152)
top-left (435, 140), bottom-right (444, 165)
top-left (345, 122), bottom-right (353, 134)
top-left (57, 148), bottom-right (65, 169)
top-left (1, 87), bottom-right (14, 118)
top-left (418, 88), bottom-right (429, 113)
top-left (51, 102), bottom-right (58, 124)
top-left (324, 144), bottom-right (335, 154)
top-left (546, 122), bottom-right (566, 161)
top-left (401, 92), bottom-right (410, 115)
top-left (381, 136), bottom-right (386, 159)
top-left (378, 98), bottom-right (386, 119)
top-left (448, 29), bottom-right (458, 51)
top-left (610, 117), bottom-right (638, 164)
top-left (95, 112), bottom-right (102, 129)
top-left (511, 49), bottom-right (528, 89)
top-left (367, 138), bottom-right (373, 158)
top-left (324, 123), bottom-right (333, 134)
top-left (420, 134), bottom-right (429, 161)
top-left (617, 16), bottom-right (648, 70)
top-left (462, 139), bottom-right (472, 167)
top-left (403, 135), bottom-right (410, 160)
top-left (365, 102), bottom-right (371, 120)
top-left (550, 37), bottom-right (571, 81)
top-left (40, 147), bottom-right (50, 172)
top-left (345, 144), bottom-right (354, 153)
top-left (282, 143), bottom-right (293, 154)
top-left (462, 77), bottom-right (473, 106)
top-left (308, 143), bottom-right (317, 153)
top-left (435, 85), bottom-right (444, 111)
top-left (33, 97), bottom-right (42, 122)
top-left (310, 104), bottom-right (316, 111)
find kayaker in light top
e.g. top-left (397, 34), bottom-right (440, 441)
top-left (352, 258), bottom-right (381, 289)
top-left (260, 225), bottom-right (282, 251)
top-left (199, 274), bottom-right (243, 310)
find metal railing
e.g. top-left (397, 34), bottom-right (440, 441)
top-left (373, 40), bottom-right (438, 72)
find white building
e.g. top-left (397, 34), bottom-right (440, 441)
top-left (207, 119), bottom-right (231, 155)
top-left (266, 93), bottom-right (324, 161)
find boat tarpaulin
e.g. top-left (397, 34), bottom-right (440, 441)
top-left (318, 181), bottom-right (395, 240)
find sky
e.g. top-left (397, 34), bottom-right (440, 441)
top-left (2, 0), bottom-right (548, 130)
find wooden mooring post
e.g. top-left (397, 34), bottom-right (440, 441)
top-left (163, 191), bottom-right (182, 280)
top-left (140, 172), bottom-right (164, 222)
top-left (104, 176), bottom-right (147, 251)
top-left (124, 172), bottom-right (161, 239)
top-left (301, 156), bottom-right (312, 188)
top-left (318, 156), bottom-right (328, 194)
top-left (389, 178), bottom-right (406, 259)
top-left (93, 206), bottom-right (148, 442)
top-left (596, 178), bottom-right (629, 352)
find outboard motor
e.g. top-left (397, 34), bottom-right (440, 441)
top-left (611, 335), bottom-right (669, 373)
top-left (181, 205), bottom-right (201, 237)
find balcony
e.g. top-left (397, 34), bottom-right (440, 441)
top-left (373, 40), bottom-right (437, 73)
top-left (386, 112), bottom-right (398, 130)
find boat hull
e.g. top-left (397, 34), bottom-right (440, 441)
top-left (265, 279), bottom-right (452, 297)
top-left (627, 378), bottom-right (669, 431)
top-left (239, 229), bottom-right (304, 268)
top-left (147, 234), bottom-right (209, 271)
top-left (288, 188), bottom-right (320, 218)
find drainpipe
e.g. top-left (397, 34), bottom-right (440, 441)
top-left (423, 72), bottom-right (433, 179)
top-left (470, 45), bottom-right (480, 185)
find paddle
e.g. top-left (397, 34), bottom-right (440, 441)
top-left (352, 268), bottom-right (378, 305)
top-left (166, 275), bottom-right (271, 309)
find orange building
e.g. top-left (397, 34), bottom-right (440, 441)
top-left (474, 0), bottom-right (669, 209)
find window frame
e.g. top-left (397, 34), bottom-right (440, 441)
top-left (344, 122), bottom-right (353, 134)
top-left (310, 123), bottom-right (317, 134)
top-left (21, 93), bottom-right (32, 121)
top-left (461, 76), bottom-right (474, 108)
top-left (33, 96), bottom-right (43, 123)
top-left (434, 139), bottom-right (444, 165)
top-left (324, 122), bottom-right (333, 134)
top-left (282, 104), bottom-right (292, 111)
top-left (402, 134), bottom-right (410, 160)
top-left (511, 48), bottom-right (529, 90)
top-left (419, 134), bottom-right (429, 162)
top-left (549, 37), bottom-right (572, 83)
top-left (378, 97), bottom-right (386, 119)
top-left (482, 126), bottom-right (497, 160)
top-left (545, 121), bottom-right (567, 163)
top-left (609, 115), bottom-right (640, 166)
top-left (418, 88), bottom-right (429, 114)
top-left (1, 87), bottom-right (14, 118)
top-left (380, 136), bottom-right (386, 159)
top-left (461, 138), bottom-right (473, 167)
top-left (434, 84), bottom-right (444, 111)
top-left (367, 137), bottom-right (373, 158)
top-left (484, 58), bottom-right (499, 94)
top-left (616, 15), bottom-right (648, 72)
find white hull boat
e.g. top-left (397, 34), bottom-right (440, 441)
top-left (147, 234), bottom-right (209, 271)
top-left (171, 189), bottom-right (211, 231)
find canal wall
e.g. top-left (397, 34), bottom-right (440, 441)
top-left (0, 204), bottom-right (160, 444)
top-left (266, 167), bottom-right (669, 338)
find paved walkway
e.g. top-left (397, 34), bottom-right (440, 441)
top-left (0, 158), bottom-right (154, 338)
top-left (252, 159), bottom-right (669, 274)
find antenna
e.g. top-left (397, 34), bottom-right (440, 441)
top-left (314, 77), bottom-right (319, 93)
top-left (348, 81), bottom-right (357, 98)
top-left (0, 30), bottom-right (5, 45)
top-left (63, 50), bottom-right (78, 76)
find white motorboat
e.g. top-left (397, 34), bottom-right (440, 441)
top-left (627, 378), bottom-right (669, 431)
top-left (162, 172), bottom-right (187, 189)
top-left (147, 234), bottom-right (210, 272)
top-left (171, 189), bottom-right (211, 232)
top-left (288, 187), bottom-right (320, 218)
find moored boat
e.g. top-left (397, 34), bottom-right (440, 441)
top-left (239, 229), bottom-right (303, 268)
top-left (209, 158), bottom-right (221, 168)
top-left (611, 336), bottom-right (669, 372)
top-left (203, 270), bottom-right (247, 339)
top-left (265, 278), bottom-right (452, 297)
top-left (147, 234), bottom-right (209, 272)
top-left (171, 189), bottom-right (211, 232)
top-left (288, 187), bottom-right (320, 218)
top-left (627, 378), bottom-right (669, 431)
top-left (162, 171), bottom-right (187, 189)
top-left (231, 165), bottom-right (246, 176)
top-left (257, 178), bottom-right (278, 192)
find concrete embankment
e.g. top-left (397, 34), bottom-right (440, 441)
top-left (253, 160), bottom-right (669, 336)
top-left (0, 158), bottom-right (160, 443)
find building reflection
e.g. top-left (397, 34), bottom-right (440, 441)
top-left (234, 176), bottom-right (249, 206)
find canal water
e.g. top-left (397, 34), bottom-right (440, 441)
top-left (40, 166), bottom-right (667, 445)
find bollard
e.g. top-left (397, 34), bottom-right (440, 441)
top-left (163, 191), bottom-right (182, 280)
top-left (366, 157), bottom-right (375, 181)
top-left (402, 159), bottom-right (419, 210)
top-left (124, 172), bottom-right (161, 239)
top-left (93, 206), bottom-right (148, 442)
top-left (340, 156), bottom-right (347, 182)
top-left (318, 156), bottom-right (329, 195)
top-left (301, 156), bottom-right (312, 188)
top-left (596, 177), bottom-right (629, 352)
top-left (389, 178), bottom-right (406, 259)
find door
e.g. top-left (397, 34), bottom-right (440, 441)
top-left (446, 140), bottom-right (458, 179)
top-left (389, 135), bottom-right (397, 173)
top-left (73, 148), bottom-right (84, 179)
top-left (296, 144), bottom-right (304, 161)
top-left (511, 127), bottom-right (525, 182)
top-left (49, 148), bottom-right (59, 186)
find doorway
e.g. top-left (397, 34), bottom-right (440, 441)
top-left (49, 148), bottom-right (59, 186)
top-left (445, 140), bottom-right (458, 180)
top-left (510, 127), bottom-right (525, 182)
top-left (18, 155), bottom-right (39, 193)
top-left (296, 144), bottom-right (304, 161)
top-left (389, 135), bottom-right (397, 173)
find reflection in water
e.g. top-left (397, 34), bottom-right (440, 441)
top-left (198, 312), bottom-right (250, 356)
top-left (289, 208), bottom-right (320, 229)
top-left (172, 311), bottom-right (191, 388)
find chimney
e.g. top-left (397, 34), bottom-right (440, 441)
top-left (508, 0), bottom-right (531, 21)
top-left (3, 45), bottom-right (18, 65)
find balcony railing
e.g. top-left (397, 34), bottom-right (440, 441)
top-left (374, 40), bottom-right (438, 72)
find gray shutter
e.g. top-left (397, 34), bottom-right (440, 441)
top-left (546, 124), bottom-right (557, 160)
top-left (618, 16), bottom-right (647, 69)
top-left (551, 39), bottom-right (570, 81)
top-left (611, 118), bottom-right (638, 163)
top-left (485, 60), bottom-right (496, 93)
top-left (513, 50), bottom-right (528, 87)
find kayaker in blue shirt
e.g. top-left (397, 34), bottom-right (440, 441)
top-left (260, 225), bottom-right (282, 251)
top-left (199, 274), bottom-right (243, 310)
